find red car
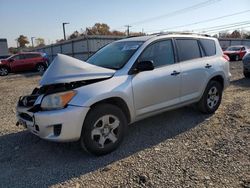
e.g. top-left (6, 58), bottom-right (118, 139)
top-left (223, 45), bottom-right (249, 61)
top-left (0, 52), bottom-right (49, 76)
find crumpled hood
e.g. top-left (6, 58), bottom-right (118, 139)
top-left (40, 54), bottom-right (116, 86)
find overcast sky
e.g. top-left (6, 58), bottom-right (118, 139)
top-left (0, 0), bottom-right (249, 47)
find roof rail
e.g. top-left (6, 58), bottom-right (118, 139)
top-left (125, 35), bottom-right (146, 38)
top-left (150, 31), bottom-right (211, 37)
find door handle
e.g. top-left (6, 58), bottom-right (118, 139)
top-left (171, 70), bottom-right (180, 76)
top-left (205, 64), bottom-right (212, 68)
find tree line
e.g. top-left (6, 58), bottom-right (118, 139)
top-left (10, 23), bottom-right (250, 53)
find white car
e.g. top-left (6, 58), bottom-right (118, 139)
top-left (16, 33), bottom-right (231, 155)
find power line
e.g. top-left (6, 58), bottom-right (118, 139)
top-left (115, 0), bottom-right (221, 30)
top-left (146, 10), bottom-right (250, 33)
top-left (193, 21), bottom-right (250, 32)
top-left (206, 25), bottom-right (250, 35)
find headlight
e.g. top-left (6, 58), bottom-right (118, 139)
top-left (41, 90), bottom-right (76, 110)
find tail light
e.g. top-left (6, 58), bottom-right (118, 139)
top-left (222, 54), bottom-right (230, 61)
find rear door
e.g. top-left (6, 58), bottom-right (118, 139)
top-left (175, 38), bottom-right (207, 102)
top-left (132, 39), bottom-right (181, 116)
top-left (24, 54), bottom-right (41, 70)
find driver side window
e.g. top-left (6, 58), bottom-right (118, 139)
top-left (138, 40), bottom-right (175, 68)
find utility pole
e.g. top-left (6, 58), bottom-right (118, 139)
top-left (62, 22), bottom-right (70, 40)
top-left (125, 25), bottom-right (132, 36)
top-left (31, 37), bottom-right (35, 47)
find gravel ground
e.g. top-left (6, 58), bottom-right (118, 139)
top-left (0, 61), bottom-right (249, 188)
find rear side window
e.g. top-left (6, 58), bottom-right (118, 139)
top-left (25, 54), bottom-right (41, 59)
top-left (200, 39), bottom-right (216, 56)
top-left (176, 39), bottom-right (201, 61)
top-left (139, 40), bottom-right (175, 67)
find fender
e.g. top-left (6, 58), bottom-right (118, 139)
top-left (68, 75), bottom-right (136, 122)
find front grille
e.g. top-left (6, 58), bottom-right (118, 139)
top-left (18, 95), bottom-right (39, 107)
top-left (19, 113), bottom-right (33, 122)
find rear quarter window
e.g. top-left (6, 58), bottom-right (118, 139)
top-left (200, 39), bottom-right (216, 56)
top-left (176, 39), bottom-right (201, 61)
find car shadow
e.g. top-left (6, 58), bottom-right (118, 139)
top-left (0, 71), bottom-right (41, 79)
top-left (14, 71), bottom-right (42, 78)
top-left (0, 106), bottom-right (210, 187)
top-left (230, 77), bottom-right (250, 88)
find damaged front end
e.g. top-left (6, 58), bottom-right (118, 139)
top-left (16, 54), bottom-right (115, 141)
top-left (18, 77), bottom-right (110, 112)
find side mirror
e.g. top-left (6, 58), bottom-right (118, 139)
top-left (8, 58), bottom-right (14, 62)
top-left (136, 60), bottom-right (154, 72)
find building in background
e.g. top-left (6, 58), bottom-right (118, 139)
top-left (0, 39), bottom-right (9, 58)
top-left (32, 35), bottom-right (124, 62)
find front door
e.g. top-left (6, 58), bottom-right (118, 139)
top-left (132, 40), bottom-right (181, 116)
top-left (10, 54), bottom-right (29, 72)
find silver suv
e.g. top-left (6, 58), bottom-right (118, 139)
top-left (16, 33), bottom-right (231, 155)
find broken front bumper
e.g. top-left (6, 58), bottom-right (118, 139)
top-left (16, 105), bottom-right (89, 142)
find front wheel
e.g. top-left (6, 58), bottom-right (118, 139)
top-left (198, 81), bottom-right (223, 114)
top-left (0, 67), bottom-right (8, 76)
top-left (80, 104), bottom-right (127, 156)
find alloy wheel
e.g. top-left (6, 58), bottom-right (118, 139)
top-left (0, 68), bottom-right (8, 76)
top-left (37, 65), bottom-right (45, 73)
top-left (207, 86), bottom-right (220, 109)
top-left (235, 55), bottom-right (239, 61)
top-left (91, 115), bottom-right (120, 148)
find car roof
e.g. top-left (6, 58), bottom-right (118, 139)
top-left (118, 33), bottom-right (216, 42)
top-left (17, 52), bottom-right (42, 55)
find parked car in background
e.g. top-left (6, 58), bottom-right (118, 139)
top-left (243, 53), bottom-right (250, 78)
top-left (16, 34), bottom-right (231, 155)
top-left (223, 45), bottom-right (249, 61)
top-left (0, 52), bottom-right (49, 76)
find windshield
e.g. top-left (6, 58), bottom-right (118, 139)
top-left (226, 46), bottom-right (242, 51)
top-left (87, 41), bottom-right (144, 70)
top-left (7, 54), bottom-right (16, 60)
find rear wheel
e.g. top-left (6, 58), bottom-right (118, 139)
top-left (36, 64), bottom-right (46, 73)
top-left (80, 104), bottom-right (127, 156)
top-left (235, 55), bottom-right (239, 61)
top-left (198, 81), bottom-right (223, 114)
top-left (0, 67), bottom-right (8, 76)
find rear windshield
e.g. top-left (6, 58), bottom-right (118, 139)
top-left (226, 46), bottom-right (242, 51)
top-left (87, 41), bottom-right (144, 70)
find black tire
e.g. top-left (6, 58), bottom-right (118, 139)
top-left (80, 104), bottom-right (127, 156)
top-left (244, 71), bottom-right (250, 78)
top-left (198, 80), bottom-right (223, 114)
top-left (0, 67), bottom-right (9, 76)
top-left (36, 64), bottom-right (46, 73)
